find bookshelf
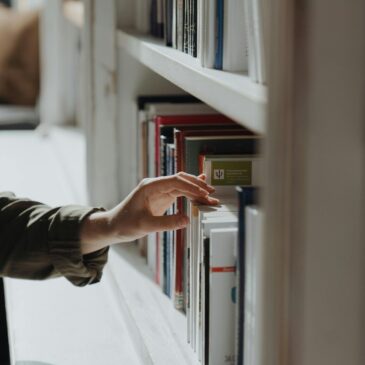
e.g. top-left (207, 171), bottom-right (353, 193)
top-left (82, 1), bottom-right (365, 365)
top-left (117, 29), bottom-right (267, 133)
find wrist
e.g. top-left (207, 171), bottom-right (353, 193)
top-left (80, 210), bottom-right (115, 248)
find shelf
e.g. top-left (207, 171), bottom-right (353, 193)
top-left (117, 29), bottom-right (267, 134)
top-left (109, 244), bottom-right (200, 365)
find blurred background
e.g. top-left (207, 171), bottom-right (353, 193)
top-left (0, 2), bottom-right (108, 364)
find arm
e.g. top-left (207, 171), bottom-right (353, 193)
top-left (0, 192), bottom-right (108, 286)
top-left (0, 173), bottom-right (217, 286)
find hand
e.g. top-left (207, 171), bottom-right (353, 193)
top-left (80, 173), bottom-right (219, 254)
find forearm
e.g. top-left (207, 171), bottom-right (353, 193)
top-left (79, 210), bottom-right (116, 254)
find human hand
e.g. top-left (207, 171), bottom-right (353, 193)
top-left (80, 173), bottom-right (219, 253)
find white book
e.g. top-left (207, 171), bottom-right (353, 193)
top-left (199, 216), bottom-right (238, 360)
top-left (251, 0), bottom-right (268, 84)
top-left (172, 0), bottom-right (177, 48)
top-left (135, 0), bottom-right (152, 33)
top-left (244, 0), bottom-right (258, 81)
top-left (223, 0), bottom-right (249, 72)
top-left (187, 201), bottom-right (237, 349)
top-left (197, 0), bottom-right (204, 60)
top-left (187, 200), bottom-right (238, 355)
top-left (209, 227), bottom-right (238, 365)
top-left (244, 207), bottom-right (264, 365)
top-left (200, 0), bottom-right (216, 68)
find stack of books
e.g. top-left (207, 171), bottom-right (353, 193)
top-left (136, 94), bottom-right (265, 364)
top-left (134, 0), bottom-right (268, 83)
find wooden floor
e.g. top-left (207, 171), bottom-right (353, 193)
top-left (0, 128), bottom-right (143, 365)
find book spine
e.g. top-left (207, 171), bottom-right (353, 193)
top-left (214, 0), bottom-right (224, 69)
top-left (183, 0), bottom-right (190, 53)
top-left (235, 187), bottom-right (258, 365)
top-left (202, 0), bottom-right (216, 68)
top-left (150, 0), bottom-right (158, 36)
top-left (156, 0), bottom-right (165, 38)
top-left (209, 228), bottom-right (237, 365)
top-left (192, 0), bottom-right (198, 57)
top-left (165, 0), bottom-right (172, 46)
top-left (222, 0), bottom-right (248, 72)
top-left (197, 0), bottom-right (204, 61)
top-left (172, 0), bottom-right (177, 48)
top-left (177, 0), bottom-right (184, 51)
top-left (244, 0), bottom-right (258, 81)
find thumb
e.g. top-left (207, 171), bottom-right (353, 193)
top-left (144, 214), bottom-right (189, 233)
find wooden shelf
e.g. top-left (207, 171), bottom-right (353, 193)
top-left (117, 29), bottom-right (267, 134)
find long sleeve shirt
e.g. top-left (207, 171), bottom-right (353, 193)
top-left (0, 192), bottom-right (109, 287)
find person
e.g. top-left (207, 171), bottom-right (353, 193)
top-left (0, 172), bottom-right (218, 286)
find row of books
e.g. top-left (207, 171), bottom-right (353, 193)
top-left (135, 0), bottom-right (268, 83)
top-left (136, 94), bottom-right (264, 364)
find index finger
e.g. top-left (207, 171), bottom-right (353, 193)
top-left (147, 174), bottom-right (211, 198)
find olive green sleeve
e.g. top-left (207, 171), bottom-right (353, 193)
top-left (0, 192), bottom-right (109, 287)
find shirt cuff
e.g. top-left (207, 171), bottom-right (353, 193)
top-left (47, 206), bottom-right (109, 287)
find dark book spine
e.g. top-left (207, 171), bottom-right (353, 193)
top-left (214, 0), bottom-right (224, 69)
top-left (157, 0), bottom-right (165, 38)
top-left (165, 0), bottom-right (173, 46)
top-left (183, 0), bottom-right (189, 53)
top-left (150, 0), bottom-right (158, 36)
top-left (235, 187), bottom-right (258, 365)
top-left (191, 0), bottom-right (197, 57)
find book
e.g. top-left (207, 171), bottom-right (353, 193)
top-left (208, 227), bottom-right (238, 365)
top-left (244, 206), bottom-right (264, 365)
top-left (235, 186), bottom-right (259, 365)
top-left (187, 201), bottom-right (238, 352)
top-left (155, 117), bottom-right (237, 306)
top-left (223, 0), bottom-right (248, 71)
top-left (176, 0), bottom-right (185, 50)
top-left (136, 95), bottom-right (203, 272)
top-left (175, 131), bottom-right (256, 311)
top-left (199, 0), bottom-right (216, 68)
top-left (244, 0), bottom-right (258, 81)
top-left (214, 0), bottom-right (224, 70)
top-left (184, 135), bottom-right (258, 176)
top-left (165, 0), bottom-right (174, 46)
top-left (251, 0), bottom-right (268, 84)
top-left (201, 154), bottom-right (262, 197)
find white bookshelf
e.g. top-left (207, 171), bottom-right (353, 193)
top-left (117, 29), bottom-right (267, 134)
top-left (82, 1), bottom-right (365, 365)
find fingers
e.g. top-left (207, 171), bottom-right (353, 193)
top-left (144, 214), bottom-right (190, 232)
top-left (176, 172), bottom-right (215, 193)
top-left (170, 189), bottom-right (220, 205)
top-left (147, 174), bottom-right (210, 198)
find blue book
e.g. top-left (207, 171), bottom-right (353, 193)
top-left (235, 187), bottom-right (259, 365)
top-left (214, 0), bottom-right (224, 69)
